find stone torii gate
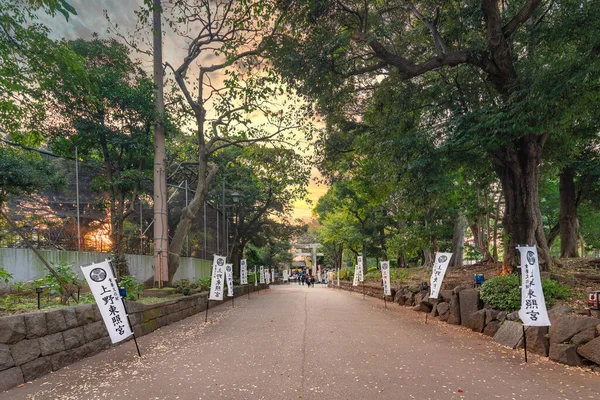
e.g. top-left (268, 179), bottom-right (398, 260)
top-left (293, 243), bottom-right (324, 276)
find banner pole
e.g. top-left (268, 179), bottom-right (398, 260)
top-left (121, 299), bottom-right (142, 357)
top-left (232, 293), bottom-right (235, 308)
top-left (384, 295), bottom-right (387, 309)
top-left (516, 245), bottom-right (527, 363)
top-left (109, 260), bottom-right (141, 357)
top-left (247, 283), bottom-right (250, 299)
top-left (205, 299), bottom-right (210, 323)
top-left (523, 326), bottom-right (528, 362)
top-left (363, 281), bottom-right (365, 300)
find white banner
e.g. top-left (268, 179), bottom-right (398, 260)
top-left (265, 269), bottom-right (270, 285)
top-left (271, 268), bottom-right (275, 283)
top-left (259, 266), bottom-right (265, 284)
top-left (209, 255), bottom-right (226, 301)
top-left (81, 260), bottom-right (133, 344)
top-left (225, 264), bottom-right (234, 297)
top-left (283, 269), bottom-right (289, 282)
top-left (429, 252), bottom-right (452, 299)
top-left (254, 266), bottom-right (258, 286)
top-left (353, 264), bottom-right (360, 286)
top-left (381, 261), bottom-right (391, 296)
top-left (357, 256), bottom-right (364, 282)
top-left (240, 259), bottom-right (248, 285)
top-left (337, 268), bottom-right (340, 286)
top-left (517, 246), bottom-right (551, 326)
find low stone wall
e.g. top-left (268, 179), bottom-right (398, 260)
top-left (331, 280), bottom-right (600, 370)
top-left (0, 283), bottom-right (268, 391)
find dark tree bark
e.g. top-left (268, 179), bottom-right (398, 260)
top-left (153, 0), bottom-right (169, 286)
top-left (422, 250), bottom-right (433, 268)
top-left (546, 223), bottom-right (560, 250)
top-left (492, 192), bottom-right (502, 260)
top-left (450, 211), bottom-right (468, 267)
top-left (397, 253), bottom-right (406, 267)
top-left (559, 166), bottom-right (579, 258)
top-left (333, 243), bottom-right (344, 269)
top-left (492, 134), bottom-right (552, 272)
top-left (469, 223), bottom-right (492, 262)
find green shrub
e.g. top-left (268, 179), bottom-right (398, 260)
top-left (339, 268), bottom-right (354, 281)
top-left (44, 261), bottom-right (80, 305)
top-left (367, 266), bottom-right (378, 272)
top-left (174, 279), bottom-right (192, 296)
top-left (9, 280), bottom-right (30, 293)
top-left (119, 275), bottom-right (143, 300)
top-left (194, 277), bottom-right (211, 291)
top-left (480, 274), bottom-right (521, 312)
top-left (0, 267), bottom-right (13, 285)
top-left (364, 270), bottom-right (381, 280)
top-left (390, 268), bottom-right (410, 283)
top-left (480, 274), bottom-right (572, 312)
top-left (1, 294), bottom-right (19, 311)
top-left (541, 279), bottom-right (572, 307)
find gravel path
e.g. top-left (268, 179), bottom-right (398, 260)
top-left (2, 285), bottom-right (600, 399)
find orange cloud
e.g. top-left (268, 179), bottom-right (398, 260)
top-left (292, 167), bottom-right (328, 222)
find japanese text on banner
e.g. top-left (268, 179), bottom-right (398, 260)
top-left (259, 266), bottom-right (265, 284)
top-left (381, 261), bottom-right (391, 296)
top-left (429, 252), bottom-right (452, 299)
top-left (81, 261), bottom-right (132, 344)
top-left (240, 259), bottom-right (248, 285)
top-left (225, 264), bottom-right (234, 297)
top-left (517, 246), bottom-right (551, 326)
top-left (209, 255), bottom-right (226, 301)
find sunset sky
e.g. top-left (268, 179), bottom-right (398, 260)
top-left (42, 0), bottom-right (327, 223)
top-left (293, 167), bottom-right (328, 222)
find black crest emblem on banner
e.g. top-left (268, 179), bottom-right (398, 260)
top-left (527, 251), bottom-right (536, 265)
top-left (438, 255), bottom-right (448, 263)
top-left (90, 268), bottom-right (107, 282)
top-left (226, 265), bottom-right (232, 272)
top-left (217, 258), bottom-right (224, 266)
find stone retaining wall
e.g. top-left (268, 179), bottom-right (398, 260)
top-left (330, 280), bottom-right (600, 370)
top-left (0, 283), bottom-right (268, 391)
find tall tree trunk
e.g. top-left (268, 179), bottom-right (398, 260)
top-left (422, 250), bottom-right (433, 268)
top-left (579, 232), bottom-right (586, 257)
top-left (492, 134), bottom-right (552, 272)
top-left (152, 0), bottom-right (169, 286)
top-left (379, 224), bottom-right (387, 261)
top-left (398, 252), bottom-right (406, 267)
top-left (111, 194), bottom-right (130, 278)
top-left (559, 166), bottom-right (579, 258)
top-left (546, 223), bottom-right (560, 250)
top-left (492, 192), bottom-right (502, 260)
top-left (168, 152), bottom-right (219, 283)
top-left (470, 223), bottom-right (493, 262)
top-left (472, 189), bottom-right (493, 262)
top-left (361, 242), bottom-right (367, 275)
top-left (450, 211), bottom-right (467, 267)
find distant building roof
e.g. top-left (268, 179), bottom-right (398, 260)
top-left (292, 261), bottom-right (306, 268)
